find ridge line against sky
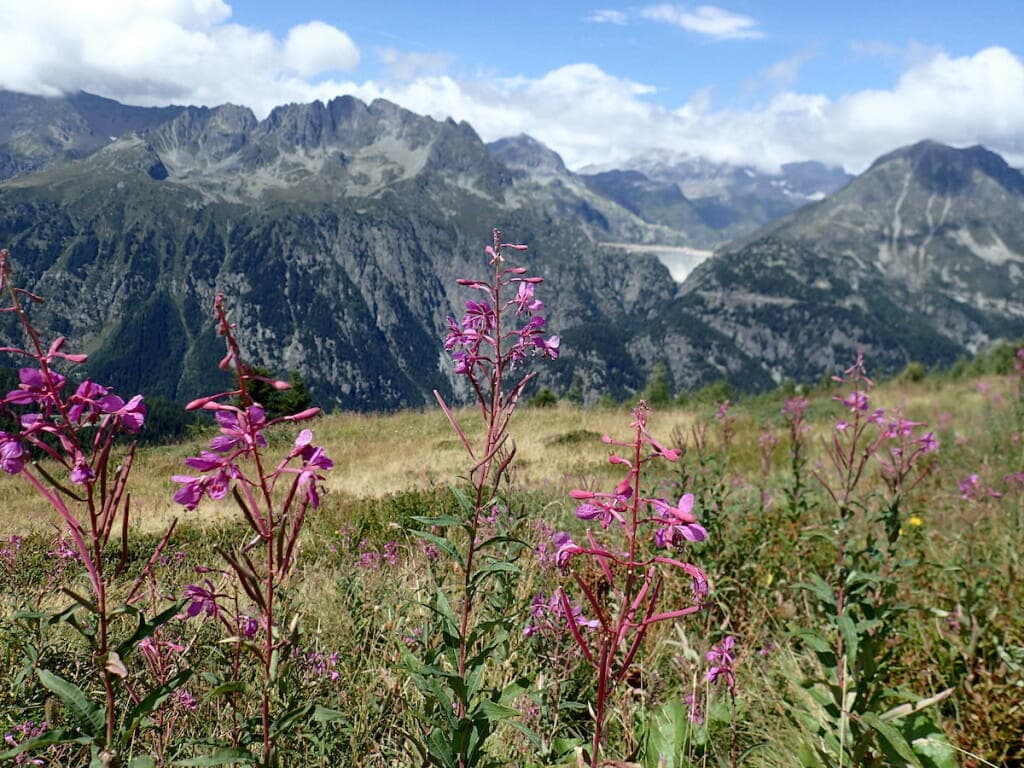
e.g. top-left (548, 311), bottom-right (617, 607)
top-left (1, 0), bottom-right (1023, 172)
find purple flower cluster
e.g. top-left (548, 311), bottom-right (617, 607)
top-left (959, 472), bottom-right (1003, 501)
top-left (4, 720), bottom-right (49, 765)
top-left (444, 240), bottom-right (558, 382)
top-left (296, 647), bottom-right (342, 683)
top-left (828, 353), bottom-right (939, 497)
top-left (0, 362), bottom-right (146, 482)
top-left (706, 635), bottom-right (737, 694)
top-left (523, 590), bottom-right (599, 639)
top-left (555, 400), bottom-right (711, 735)
top-left (0, 533), bottom-right (22, 572)
top-left (174, 420), bottom-right (332, 516)
top-left (356, 539), bottom-right (400, 569)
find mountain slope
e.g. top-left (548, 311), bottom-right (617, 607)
top-left (678, 141), bottom-right (1024, 381)
top-left (1, 96), bottom-right (717, 409)
top-left (0, 89), bottom-right (185, 180)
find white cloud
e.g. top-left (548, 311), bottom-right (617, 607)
top-left (587, 9), bottom-right (628, 25)
top-left (640, 4), bottom-right (762, 40)
top-left (1, 3), bottom-right (1022, 175)
top-left (0, 0), bottom-right (361, 113)
top-left (351, 46), bottom-right (1024, 173)
top-left (283, 21), bottom-right (359, 77)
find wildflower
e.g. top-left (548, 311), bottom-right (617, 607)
top-left (908, 515), bottom-right (924, 527)
top-left (706, 635), bottom-right (737, 694)
top-left (840, 391), bottom-right (870, 412)
top-left (651, 494), bottom-right (707, 548)
top-left (239, 615), bottom-right (259, 638)
top-left (782, 397), bottom-right (809, 419)
top-left (523, 591), bottom-right (599, 637)
top-left (0, 432), bottom-right (25, 474)
top-left (209, 406), bottom-right (267, 453)
top-left (183, 580), bottom-right (222, 619)
top-left (174, 692), bottom-right (197, 716)
top-left (552, 531), bottom-right (581, 569)
top-left (5, 367), bottom-right (65, 406)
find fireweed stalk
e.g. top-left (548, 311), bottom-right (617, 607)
top-left (799, 352), bottom-right (943, 766)
top-left (0, 249), bottom-right (177, 767)
top-left (438, 230), bottom-right (558, 682)
top-left (409, 230), bottom-right (558, 768)
top-left (173, 293), bottom-right (331, 767)
top-left (557, 402), bottom-right (710, 768)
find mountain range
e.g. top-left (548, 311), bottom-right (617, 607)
top-left (0, 88), bottom-right (1022, 409)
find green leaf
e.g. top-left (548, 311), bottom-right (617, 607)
top-left (37, 669), bottom-right (105, 740)
top-left (312, 705), bottom-right (345, 723)
top-left (902, 713), bottom-right (959, 768)
top-left (116, 601), bottom-right (186, 659)
top-left (0, 728), bottom-right (93, 760)
top-left (861, 712), bottom-right (924, 768)
top-left (204, 681), bottom-right (246, 701)
top-left (837, 614), bottom-right (859, 663)
top-left (409, 529), bottom-right (462, 567)
top-left (128, 756), bottom-right (157, 768)
top-left (791, 628), bottom-right (833, 656)
top-left (476, 699), bottom-right (520, 722)
top-left (643, 699), bottom-right (690, 768)
top-left (173, 747), bottom-right (255, 766)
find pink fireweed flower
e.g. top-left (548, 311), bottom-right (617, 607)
top-left (183, 579), bottom-right (223, 618)
top-left (510, 281), bottom-right (543, 315)
top-left (523, 590), bottom-right (599, 638)
top-left (652, 494), bottom-right (708, 549)
top-left (0, 432), bottom-right (25, 474)
top-left (917, 432), bottom-right (939, 453)
top-left (209, 406), bottom-right (267, 453)
top-left (839, 390), bottom-right (870, 412)
top-left (706, 635), bottom-right (737, 694)
top-left (290, 429), bottom-right (333, 508)
top-left (4, 367), bottom-right (66, 406)
top-left (782, 397), bottom-right (809, 419)
top-left (959, 472), bottom-right (1002, 500)
top-left (552, 531), bottom-right (582, 569)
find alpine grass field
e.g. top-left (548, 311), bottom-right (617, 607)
top-left (0, 240), bottom-right (1022, 768)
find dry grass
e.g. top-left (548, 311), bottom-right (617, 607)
top-left (0, 373), bottom-right (1013, 536)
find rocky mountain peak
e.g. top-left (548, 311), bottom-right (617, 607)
top-left (487, 134), bottom-right (569, 179)
top-left (869, 139), bottom-right (1024, 196)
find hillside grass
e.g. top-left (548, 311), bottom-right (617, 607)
top-left (1, 369), bottom-right (1022, 765)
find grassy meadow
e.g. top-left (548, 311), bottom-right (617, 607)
top-left (1, 367), bottom-right (1022, 766)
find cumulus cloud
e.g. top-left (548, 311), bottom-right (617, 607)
top-left (1, 2), bottom-right (1022, 174)
top-left (283, 21), bottom-right (359, 76)
top-left (0, 0), bottom-right (361, 114)
top-left (640, 4), bottom-right (762, 40)
top-left (352, 46), bottom-right (1024, 173)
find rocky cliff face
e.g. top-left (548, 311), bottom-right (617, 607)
top-left (2, 89), bottom-right (1023, 406)
top-left (0, 95), bottom-right (683, 409)
top-left (0, 90), bottom-right (185, 180)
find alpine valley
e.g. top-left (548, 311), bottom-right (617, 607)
top-left (1, 89), bottom-right (1022, 409)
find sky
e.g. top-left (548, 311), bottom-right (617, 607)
top-left (2, 1), bottom-right (1023, 172)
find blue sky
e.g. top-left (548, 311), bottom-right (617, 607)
top-left (2, 1), bottom-right (1023, 171)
